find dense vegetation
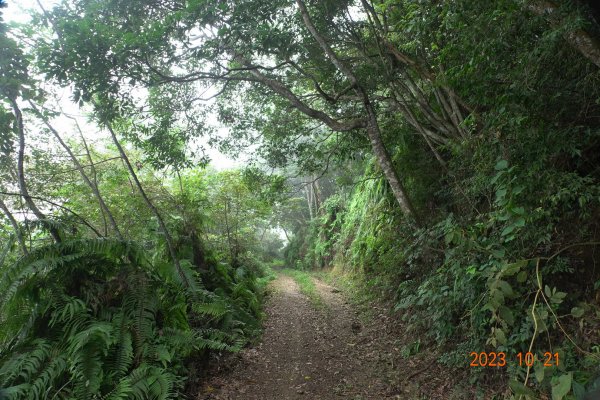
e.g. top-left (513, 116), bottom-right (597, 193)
top-left (1, 0), bottom-right (600, 398)
top-left (282, 1), bottom-right (600, 397)
top-left (0, 16), bottom-right (281, 393)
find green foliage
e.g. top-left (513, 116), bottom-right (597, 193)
top-left (2, 0), bottom-right (600, 397)
top-left (0, 162), bottom-right (278, 398)
top-left (0, 238), bottom-right (264, 399)
top-left (291, 146), bottom-right (600, 396)
top-left (276, 0), bottom-right (600, 395)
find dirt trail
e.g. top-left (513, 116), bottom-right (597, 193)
top-left (198, 274), bottom-right (402, 400)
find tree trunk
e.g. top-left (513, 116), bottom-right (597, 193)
top-left (312, 175), bottom-right (322, 213)
top-left (223, 198), bottom-right (235, 265)
top-left (305, 184), bottom-right (314, 219)
top-left (529, 0), bottom-right (600, 69)
top-left (0, 191), bottom-right (102, 237)
top-left (295, 0), bottom-right (419, 224)
top-left (364, 103), bottom-right (419, 224)
top-left (0, 197), bottom-right (28, 255)
top-left (104, 122), bottom-right (190, 289)
top-left (30, 101), bottom-right (122, 240)
top-left (11, 99), bottom-right (62, 242)
top-left (281, 226), bottom-right (291, 242)
top-left (71, 111), bottom-right (109, 236)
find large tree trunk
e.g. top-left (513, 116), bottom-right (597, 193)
top-left (30, 101), bottom-right (123, 240)
top-left (0, 198), bottom-right (28, 255)
top-left (104, 122), bottom-right (190, 289)
top-left (10, 99), bottom-right (62, 242)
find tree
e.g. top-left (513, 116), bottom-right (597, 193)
top-left (35, 0), bottom-right (480, 224)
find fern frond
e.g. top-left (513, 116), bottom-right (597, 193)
top-left (0, 383), bottom-right (31, 400)
top-left (0, 236), bottom-right (259, 400)
top-left (191, 301), bottom-right (229, 320)
top-left (107, 312), bottom-right (134, 381)
top-left (49, 296), bottom-right (87, 328)
top-left (29, 353), bottom-right (68, 400)
top-left (68, 322), bottom-right (113, 399)
top-left (126, 364), bottom-right (176, 400)
top-left (158, 328), bottom-right (195, 359)
top-left (174, 259), bottom-right (204, 298)
top-left (0, 339), bottom-right (51, 386)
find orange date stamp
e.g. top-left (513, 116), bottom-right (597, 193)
top-left (469, 352), bottom-right (559, 368)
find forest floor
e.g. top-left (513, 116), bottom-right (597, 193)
top-left (195, 273), bottom-right (469, 400)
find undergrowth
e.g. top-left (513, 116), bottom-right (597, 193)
top-left (0, 238), bottom-right (270, 399)
top-left (283, 2), bottom-right (600, 397)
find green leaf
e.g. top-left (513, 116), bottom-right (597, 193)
top-left (514, 217), bottom-right (525, 227)
top-left (495, 160), bottom-right (509, 170)
top-left (551, 291), bottom-right (567, 304)
top-left (501, 225), bottom-right (515, 237)
top-left (496, 280), bottom-right (514, 297)
top-left (571, 307), bottom-right (584, 318)
top-left (490, 288), bottom-right (504, 308)
top-left (491, 171), bottom-right (503, 184)
top-left (517, 271), bottom-right (528, 283)
top-left (509, 380), bottom-right (535, 397)
top-left (551, 372), bottom-right (572, 400)
top-left (531, 309), bottom-right (548, 333)
top-left (495, 328), bottom-right (507, 345)
top-left (491, 248), bottom-right (506, 258)
top-left (534, 361), bottom-right (545, 383)
top-left (503, 259), bottom-right (527, 276)
top-left (498, 305), bottom-right (514, 326)
top-left (512, 206), bottom-right (525, 215)
top-left (495, 188), bottom-right (507, 201)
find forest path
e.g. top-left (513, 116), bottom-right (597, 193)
top-left (198, 273), bottom-right (402, 399)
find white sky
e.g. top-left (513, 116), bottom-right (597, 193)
top-left (4, 0), bottom-right (38, 24)
top-left (3, 0), bottom-right (243, 170)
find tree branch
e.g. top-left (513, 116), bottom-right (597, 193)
top-left (528, 0), bottom-right (600, 69)
top-left (0, 191), bottom-right (102, 237)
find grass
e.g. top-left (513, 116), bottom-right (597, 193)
top-left (280, 268), bottom-right (324, 308)
top-left (256, 264), bottom-right (278, 288)
top-left (318, 266), bottom-right (386, 324)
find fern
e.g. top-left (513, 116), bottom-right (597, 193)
top-left (0, 339), bottom-right (52, 385)
top-left (0, 236), bottom-right (266, 399)
top-left (107, 312), bottom-right (134, 382)
top-left (192, 301), bottom-right (229, 320)
top-left (0, 383), bottom-right (30, 400)
top-left (29, 353), bottom-right (67, 400)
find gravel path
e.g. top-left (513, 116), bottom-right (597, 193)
top-left (198, 274), bottom-right (401, 400)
